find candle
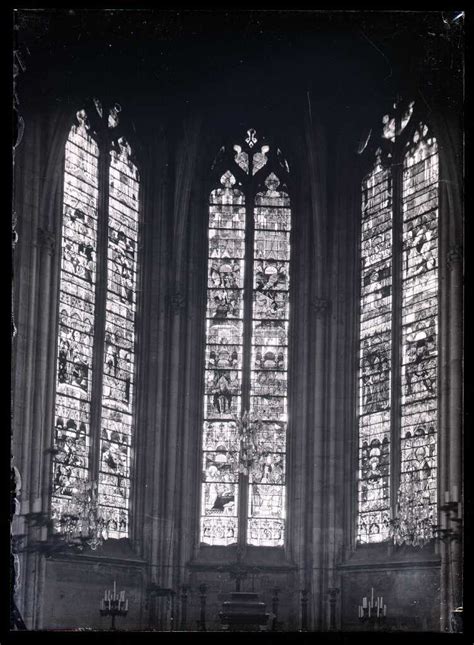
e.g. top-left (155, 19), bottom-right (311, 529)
top-left (113, 581), bottom-right (116, 599)
top-left (445, 491), bottom-right (450, 503)
top-left (371, 588), bottom-right (374, 605)
top-left (363, 597), bottom-right (367, 608)
top-left (125, 599), bottom-right (128, 611)
top-left (383, 605), bottom-right (387, 616)
top-left (380, 596), bottom-right (383, 607)
top-left (452, 486), bottom-right (458, 502)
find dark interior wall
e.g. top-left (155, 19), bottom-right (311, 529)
top-left (11, 9), bottom-right (463, 632)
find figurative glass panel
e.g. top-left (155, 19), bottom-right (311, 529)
top-left (357, 152), bottom-right (392, 544)
top-left (201, 170), bottom-right (245, 545)
top-left (248, 172), bottom-right (290, 546)
top-left (51, 116), bottom-right (99, 528)
top-left (400, 125), bottom-right (438, 523)
top-left (98, 139), bottom-right (140, 538)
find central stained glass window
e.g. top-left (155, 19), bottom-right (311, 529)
top-left (201, 130), bottom-right (291, 547)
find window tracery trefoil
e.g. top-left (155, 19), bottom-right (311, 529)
top-left (357, 101), bottom-right (439, 545)
top-left (201, 129), bottom-right (291, 547)
top-left (51, 101), bottom-right (140, 544)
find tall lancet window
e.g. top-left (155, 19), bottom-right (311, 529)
top-left (51, 101), bottom-right (140, 543)
top-left (201, 129), bottom-right (291, 547)
top-left (357, 102), bottom-right (439, 545)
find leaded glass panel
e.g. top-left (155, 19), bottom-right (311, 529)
top-left (201, 171), bottom-right (245, 545)
top-left (248, 173), bottom-right (290, 547)
top-left (357, 154), bottom-right (392, 544)
top-left (97, 139), bottom-right (140, 539)
top-left (400, 127), bottom-right (438, 522)
top-left (51, 118), bottom-right (99, 528)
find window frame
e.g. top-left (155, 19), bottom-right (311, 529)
top-left (354, 100), bottom-right (440, 549)
top-left (199, 128), bottom-right (294, 550)
top-left (49, 100), bottom-right (143, 545)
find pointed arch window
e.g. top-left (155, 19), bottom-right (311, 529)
top-left (201, 129), bottom-right (291, 547)
top-left (357, 101), bottom-right (439, 545)
top-left (51, 101), bottom-right (140, 543)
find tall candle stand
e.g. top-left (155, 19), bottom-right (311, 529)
top-left (358, 587), bottom-right (386, 629)
top-left (100, 580), bottom-right (128, 630)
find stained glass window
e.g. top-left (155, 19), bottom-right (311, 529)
top-left (357, 104), bottom-right (438, 545)
top-left (51, 106), bottom-right (140, 543)
top-left (201, 130), bottom-right (291, 547)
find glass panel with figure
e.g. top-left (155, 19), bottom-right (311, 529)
top-left (248, 173), bottom-right (290, 547)
top-left (399, 124), bottom-right (438, 529)
top-left (98, 138), bottom-right (140, 538)
top-left (51, 113), bottom-right (99, 530)
top-left (357, 150), bottom-right (392, 544)
top-left (201, 170), bottom-right (245, 545)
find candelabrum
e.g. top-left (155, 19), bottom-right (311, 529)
top-left (100, 581), bottom-right (128, 630)
top-left (358, 588), bottom-right (386, 627)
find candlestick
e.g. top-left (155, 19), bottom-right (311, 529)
top-left (358, 589), bottom-right (387, 625)
top-left (100, 586), bottom-right (128, 631)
